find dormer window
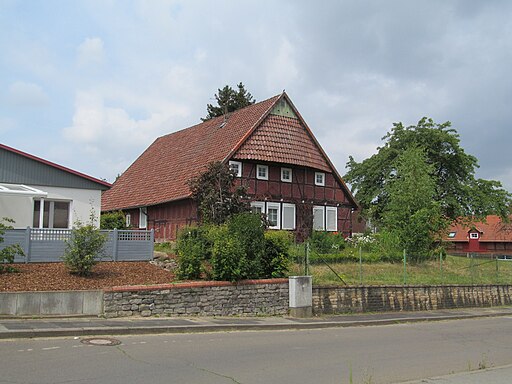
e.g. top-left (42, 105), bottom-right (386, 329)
top-left (257, 164), bottom-right (269, 180)
top-left (281, 167), bottom-right (292, 182)
top-left (315, 172), bottom-right (325, 186)
top-left (470, 232), bottom-right (479, 239)
top-left (229, 161), bottom-right (242, 177)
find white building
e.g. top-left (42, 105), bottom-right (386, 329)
top-left (0, 144), bottom-right (111, 229)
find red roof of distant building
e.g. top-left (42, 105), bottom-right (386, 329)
top-left (447, 215), bottom-right (512, 243)
top-left (101, 92), bottom-right (356, 211)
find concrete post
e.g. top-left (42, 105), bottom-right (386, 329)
top-left (112, 229), bottom-right (118, 261)
top-left (289, 276), bottom-right (313, 317)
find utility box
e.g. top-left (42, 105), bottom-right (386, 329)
top-left (289, 276), bottom-right (312, 317)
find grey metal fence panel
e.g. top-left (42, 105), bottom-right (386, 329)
top-left (0, 228), bottom-right (154, 263)
top-left (30, 229), bottom-right (71, 262)
top-left (116, 230), bottom-right (154, 261)
top-left (0, 229), bottom-right (26, 262)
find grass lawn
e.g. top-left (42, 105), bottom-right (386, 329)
top-left (289, 255), bottom-right (512, 286)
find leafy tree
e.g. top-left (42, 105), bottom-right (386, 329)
top-left (0, 218), bottom-right (24, 272)
top-left (345, 117), bottom-right (512, 227)
top-left (202, 82), bottom-right (255, 121)
top-left (62, 214), bottom-right (107, 276)
top-left (382, 147), bottom-right (447, 261)
top-left (188, 161), bottom-right (249, 225)
top-left (100, 211), bottom-right (127, 230)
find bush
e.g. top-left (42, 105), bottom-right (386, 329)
top-left (227, 213), bottom-right (265, 277)
top-left (62, 218), bottom-right (107, 276)
top-left (263, 231), bottom-right (292, 278)
top-left (100, 211), bottom-right (127, 229)
top-left (0, 217), bottom-right (24, 273)
top-left (310, 231), bottom-right (346, 254)
top-left (175, 226), bottom-right (213, 280)
top-left (210, 227), bottom-right (250, 282)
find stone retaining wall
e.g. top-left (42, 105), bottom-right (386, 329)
top-left (103, 279), bottom-right (289, 318)
top-left (313, 285), bottom-right (512, 315)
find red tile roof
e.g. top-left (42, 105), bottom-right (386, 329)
top-left (447, 216), bottom-right (512, 243)
top-left (234, 114), bottom-right (331, 172)
top-left (101, 92), bottom-right (356, 211)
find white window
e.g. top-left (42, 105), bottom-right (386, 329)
top-left (266, 202), bottom-right (281, 229)
top-left (315, 172), bottom-right (325, 186)
top-left (126, 214), bottom-right (131, 227)
top-left (257, 164), bottom-right (269, 180)
top-left (33, 199), bottom-right (71, 229)
top-left (229, 161), bottom-right (242, 177)
top-left (282, 203), bottom-right (296, 230)
top-left (281, 167), bottom-right (292, 183)
top-left (139, 207), bottom-right (147, 229)
top-left (448, 232), bottom-right (456, 238)
top-left (326, 206), bottom-right (337, 232)
top-left (313, 206), bottom-right (325, 231)
top-left (470, 232), bottom-right (479, 239)
top-left (250, 201), bottom-right (265, 215)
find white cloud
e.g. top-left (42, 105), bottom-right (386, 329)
top-left (7, 81), bottom-right (49, 107)
top-left (265, 36), bottom-right (299, 90)
top-left (76, 37), bottom-right (105, 67)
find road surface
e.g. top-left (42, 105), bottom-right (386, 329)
top-left (2, 316), bottom-right (512, 383)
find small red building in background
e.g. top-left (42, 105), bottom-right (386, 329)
top-left (446, 215), bottom-right (512, 254)
top-left (101, 92), bottom-right (358, 241)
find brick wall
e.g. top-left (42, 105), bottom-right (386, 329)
top-left (313, 285), bottom-right (512, 315)
top-left (103, 279), bottom-right (289, 318)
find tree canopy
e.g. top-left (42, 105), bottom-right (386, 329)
top-left (188, 161), bottom-right (249, 225)
top-left (202, 82), bottom-right (255, 121)
top-left (345, 117), bottom-right (512, 228)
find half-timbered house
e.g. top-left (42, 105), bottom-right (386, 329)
top-left (101, 92), bottom-right (357, 241)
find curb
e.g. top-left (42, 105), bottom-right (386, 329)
top-left (1, 309), bottom-right (511, 339)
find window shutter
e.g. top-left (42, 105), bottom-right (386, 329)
top-left (282, 203), bottom-right (296, 230)
top-left (313, 206), bottom-right (325, 231)
top-left (326, 207), bottom-right (337, 232)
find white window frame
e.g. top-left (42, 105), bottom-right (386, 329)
top-left (470, 232), bottom-right (479, 239)
top-left (250, 201), bottom-right (265, 215)
top-left (126, 214), bottom-right (131, 227)
top-left (33, 198), bottom-right (71, 229)
top-left (282, 203), bottom-right (296, 230)
top-left (229, 160), bottom-right (242, 177)
top-left (313, 205), bottom-right (325, 231)
top-left (257, 164), bottom-right (269, 180)
top-left (315, 172), bottom-right (325, 186)
top-left (266, 202), bottom-right (281, 230)
top-left (281, 167), bottom-right (292, 183)
top-left (326, 206), bottom-right (338, 232)
top-left (139, 207), bottom-right (147, 229)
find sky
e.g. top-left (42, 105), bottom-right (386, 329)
top-left (1, 0), bottom-right (512, 191)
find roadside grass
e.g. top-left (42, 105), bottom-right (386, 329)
top-left (289, 254), bottom-right (512, 286)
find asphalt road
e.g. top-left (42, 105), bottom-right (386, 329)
top-left (2, 317), bottom-right (512, 384)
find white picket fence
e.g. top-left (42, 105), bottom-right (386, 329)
top-left (0, 228), bottom-right (154, 262)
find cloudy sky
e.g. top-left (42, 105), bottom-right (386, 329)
top-left (1, 0), bottom-right (512, 191)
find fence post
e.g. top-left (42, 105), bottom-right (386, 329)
top-left (305, 242), bottom-right (310, 276)
top-left (112, 228), bottom-right (118, 261)
top-left (440, 252), bottom-right (444, 284)
top-left (359, 245), bottom-right (363, 286)
top-left (149, 229), bottom-right (155, 260)
top-left (403, 249), bottom-right (407, 285)
top-left (496, 257), bottom-right (499, 283)
top-left (24, 227), bottom-right (31, 263)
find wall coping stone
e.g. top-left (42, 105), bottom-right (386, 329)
top-left (105, 278), bottom-right (289, 293)
top-left (314, 284), bottom-right (512, 289)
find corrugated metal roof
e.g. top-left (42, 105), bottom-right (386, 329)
top-left (0, 144), bottom-right (111, 190)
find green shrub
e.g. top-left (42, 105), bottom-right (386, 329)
top-left (210, 226), bottom-right (249, 282)
top-left (0, 217), bottom-right (24, 273)
top-left (62, 219), bottom-right (107, 276)
top-left (263, 231), bottom-right (292, 278)
top-left (176, 226), bottom-right (213, 280)
top-left (310, 231), bottom-right (346, 254)
top-left (100, 211), bottom-right (127, 229)
top-left (227, 212), bottom-right (265, 277)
